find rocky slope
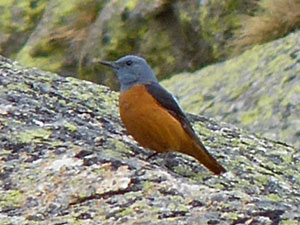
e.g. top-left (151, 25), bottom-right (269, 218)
top-left (163, 31), bottom-right (300, 149)
top-left (0, 56), bottom-right (299, 224)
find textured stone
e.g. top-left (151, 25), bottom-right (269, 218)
top-left (162, 31), bottom-right (300, 148)
top-left (0, 55), bottom-right (299, 224)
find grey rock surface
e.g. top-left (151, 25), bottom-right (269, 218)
top-left (0, 55), bottom-right (299, 224)
top-left (163, 31), bottom-right (300, 149)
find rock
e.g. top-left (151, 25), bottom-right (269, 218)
top-left (162, 31), bottom-right (300, 149)
top-left (0, 0), bottom-right (255, 89)
top-left (0, 55), bottom-right (299, 224)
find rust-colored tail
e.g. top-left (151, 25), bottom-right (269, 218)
top-left (187, 140), bottom-right (226, 175)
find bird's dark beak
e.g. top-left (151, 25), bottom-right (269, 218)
top-left (98, 60), bottom-right (118, 69)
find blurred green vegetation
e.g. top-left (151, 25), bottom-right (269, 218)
top-left (0, 0), bottom-right (299, 89)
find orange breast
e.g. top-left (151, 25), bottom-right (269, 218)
top-left (119, 85), bottom-right (192, 153)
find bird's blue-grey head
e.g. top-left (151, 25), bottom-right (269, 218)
top-left (100, 55), bottom-right (158, 92)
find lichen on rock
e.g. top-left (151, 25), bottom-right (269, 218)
top-left (0, 55), bottom-right (299, 224)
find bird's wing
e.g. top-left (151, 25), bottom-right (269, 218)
top-left (144, 82), bottom-right (200, 142)
top-left (145, 82), bottom-right (227, 175)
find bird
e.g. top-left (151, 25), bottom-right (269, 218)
top-left (99, 55), bottom-right (226, 175)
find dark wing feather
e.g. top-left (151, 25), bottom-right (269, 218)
top-left (145, 82), bottom-right (227, 175)
top-left (144, 82), bottom-right (200, 142)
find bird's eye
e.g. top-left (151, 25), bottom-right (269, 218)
top-left (126, 60), bottom-right (132, 66)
